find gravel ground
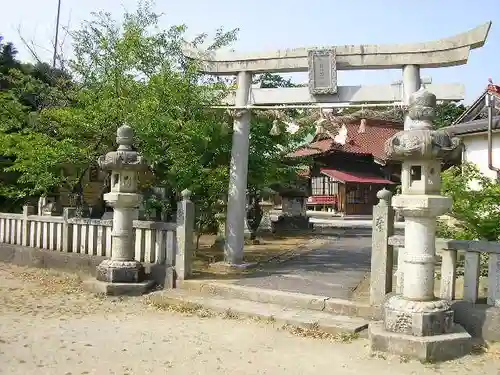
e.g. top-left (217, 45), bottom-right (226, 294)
top-left (1, 264), bottom-right (500, 375)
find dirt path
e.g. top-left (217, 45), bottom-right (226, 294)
top-left (0, 264), bottom-right (499, 375)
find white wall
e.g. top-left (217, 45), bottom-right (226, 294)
top-left (462, 132), bottom-right (500, 189)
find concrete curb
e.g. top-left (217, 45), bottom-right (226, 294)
top-left (179, 280), bottom-right (381, 320)
top-left (0, 243), bottom-right (173, 287)
top-left (150, 289), bottom-right (370, 337)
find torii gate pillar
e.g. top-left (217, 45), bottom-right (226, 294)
top-left (225, 72), bottom-right (252, 265)
top-left (402, 65), bottom-right (421, 127)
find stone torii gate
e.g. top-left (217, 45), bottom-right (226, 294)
top-left (183, 22), bottom-right (491, 266)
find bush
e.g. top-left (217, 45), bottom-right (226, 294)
top-left (440, 163), bottom-right (500, 241)
top-left (437, 163), bottom-right (500, 277)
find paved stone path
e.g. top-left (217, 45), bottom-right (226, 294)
top-left (1, 264), bottom-right (499, 374)
top-left (234, 236), bottom-right (372, 299)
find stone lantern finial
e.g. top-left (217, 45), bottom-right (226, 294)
top-left (116, 124), bottom-right (134, 150)
top-left (181, 189), bottom-right (192, 201)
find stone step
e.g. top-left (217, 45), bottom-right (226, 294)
top-left (150, 289), bottom-right (370, 336)
top-left (179, 280), bottom-right (380, 320)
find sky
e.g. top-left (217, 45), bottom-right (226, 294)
top-left (2, 0), bottom-right (499, 103)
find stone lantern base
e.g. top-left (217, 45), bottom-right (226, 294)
top-left (369, 323), bottom-right (472, 362)
top-left (369, 295), bottom-right (473, 361)
top-left (83, 260), bottom-right (154, 296)
top-left (96, 259), bottom-right (145, 283)
top-left (384, 295), bottom-right (455, 336)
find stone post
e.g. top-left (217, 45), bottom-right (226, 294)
top-left (21, 205), bottom-right (35, 247)
top-left (224, 71), bottom-right (252, 265)
top-left (85, 124), bottom-right (152, 295)
top-left (37, 196), bottom-right (46, 215)
top-left (369, 88), bottom-right (470, 362)
top-left (370, 188), bottom-right (394, 306)
top-left (214, 199), bottom-right (227, 249)
top-left (61, 207), bottom-right (76, 252)
top-left (176, 189), bottom-right (195, 281)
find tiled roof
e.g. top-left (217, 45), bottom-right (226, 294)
top-left (288, 119), bottom-right (402, 161)
top-left (451, 83), bottom-right (500, 126)
top-left (320, 168), bottom-right (395, 184)
top-left (444, 116), bottom-right (500, 136)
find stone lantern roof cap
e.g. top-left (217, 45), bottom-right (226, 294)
top-left (384, 89), bottom-right (463, 161)
top-left (97, 124), bottom-right (148, 172)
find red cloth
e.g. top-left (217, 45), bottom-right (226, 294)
top-left (307, 195), bottom-right (337, 205)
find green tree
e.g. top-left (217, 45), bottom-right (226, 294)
top-left (433, 102), bottom-right (467, 129)
top-left (0, 1), bottom-right (313, 246)
top-left (253, 72), bottom-right (296, 88)
top-left (0, 37), bottom-right (21, 89)
top-left (440, 162), bottom-right (500, 241)
top-left (0, 36), bottom-right (74, 210)
top-left (60, 2), bottom-right (311, 235)
top-left (0, 2), bottom-right (236, 214)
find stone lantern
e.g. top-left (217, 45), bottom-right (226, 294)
top-left (91, 124), bottom-right (151, 293)
top-left (369, 88), bottom-right (470, 361)
top-left (258, 200), bottom-right (274, 232)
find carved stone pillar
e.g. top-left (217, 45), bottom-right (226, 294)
top-left (369, 88), bottom-right (472, 361)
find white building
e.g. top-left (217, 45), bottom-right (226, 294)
top-left (444, 84), bottom-right (500, 185)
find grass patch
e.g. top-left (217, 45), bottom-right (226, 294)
top-left (221, 308), bottom-right (240, 320)
top-left (146, 297), bottom-right (215, 318)
top-left (2, 265), bottom-right (84, 297)
top-left (479, 341), bottom-right (500, 360)
top-left (281, 323), bottom-right (360, 342)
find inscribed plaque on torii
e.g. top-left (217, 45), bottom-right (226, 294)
top-left (308, 49), bottom-right (337, 95)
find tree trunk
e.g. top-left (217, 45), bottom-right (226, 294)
top-left (196, 233), bottom-right (202, 250)
top-left (90, 173), bottom-right (110, 218)
top-left (246, 190), bottom-right (263, 242)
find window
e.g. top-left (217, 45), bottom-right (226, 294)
top-left (330, 181), bottom-right (339, 194)
top-left (346, 185), bottom-right (370, 204)
top-left (311, 176), bottom-right (338, 196)
top-left (311, 177), bottom-right (325, 195)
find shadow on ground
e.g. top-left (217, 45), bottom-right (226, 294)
top-left (192, 236), bottom-right (372, 300)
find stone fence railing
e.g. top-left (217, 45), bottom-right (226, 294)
top-left (388, 235), bottom-right (500, 306)
top-left (0, 204), bottom-right (190, 274)
top-left (370, 193), bottom-right (500, 308)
